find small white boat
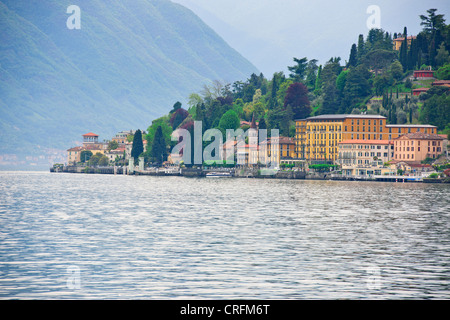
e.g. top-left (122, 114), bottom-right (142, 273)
top-left (206, 171), bottom-right (232, 178)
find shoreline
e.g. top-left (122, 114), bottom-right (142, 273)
top-left (49, 165), bottom-right (449, 183)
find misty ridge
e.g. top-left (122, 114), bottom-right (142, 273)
top-left (0, 0), bottom-right (258, 160)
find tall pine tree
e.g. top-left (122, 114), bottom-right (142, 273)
top-left (151, 126), bottom-right (167, 164)
top-left (131, 129), bottom-right (144, 162)
top-left (348, 44), bottom-right (358, 67)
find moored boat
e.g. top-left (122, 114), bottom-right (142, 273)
top-left (206, 171), bottom-right (232, 178)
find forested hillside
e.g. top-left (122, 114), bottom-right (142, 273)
top-left (144, 8), bottom-right (450, 163)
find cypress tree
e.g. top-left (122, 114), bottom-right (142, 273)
top-left (348, 44), bottom-right (358, 67)
top-left (131, 129), bottom-right (144, 162)
top-left (151, 126), bottom-right (167, 164)
top-left (357, 34), bottom-right (365, 62)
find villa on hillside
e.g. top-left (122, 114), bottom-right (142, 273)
top-left (413, 69), bottom-right (435, 79)
top-left (393, 35), bottom-right (416, 51)
top-left (412, 87), bottom-right (429, 96)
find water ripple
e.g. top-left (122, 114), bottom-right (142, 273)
top-left (0, 172), bottom-right (449, 299)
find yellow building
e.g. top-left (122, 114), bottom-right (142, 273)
top-left (393, 36), bottom-right (416, 51)
top-left (295, 114), bottom-right (437, 163)
top-left (67, 146), bottom-right (84, 165)
top-left (295, 115), bottom-right (386, 162)
top-left (259, 136), bottom-right (296, 166)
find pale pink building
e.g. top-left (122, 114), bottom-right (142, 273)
top-left (393, 132), bottom-right (444, 162)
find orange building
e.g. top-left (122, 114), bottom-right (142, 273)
top-left (295, 114), bottom-right (438, 163)
top-left (393, 132), bottom-right (444, 162)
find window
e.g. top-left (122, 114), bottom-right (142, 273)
top-left (389, 128), bottom-right (392, 133)
top-left (398, 128), bottom-right (401, 133)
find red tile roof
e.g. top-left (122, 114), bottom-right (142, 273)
top-left (394, 132), bottom-right (444, 140)
top-left (82, 132), bottom-right (98, 137)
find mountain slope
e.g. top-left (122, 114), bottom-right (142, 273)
top-left (0, 0), bottom-right (258, 162)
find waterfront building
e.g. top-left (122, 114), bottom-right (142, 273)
top-left (112, 130), bottom-right (135, 145)
top-left (67, 146), bottom-right (84, 164)
top-left (295, 114), bottom-right (438, 163)
top-left (337, 139), bottom-right (394, 177)
top-left (393, 132), bottom-right (445, 162)
top-left (82, 132), bottom-right (99, 146)
top-left (295, 114), bottom-right (387, 162)
top-left (105, 146), bottom-right (126, 163)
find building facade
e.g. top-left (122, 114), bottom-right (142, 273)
top-left (337, 140), bottom-right (394, 176)
top-left (295, 114), bottom-right (438, 163)
top-left (393, 132), bottom-right (444, 162)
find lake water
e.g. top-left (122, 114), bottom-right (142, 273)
top-left (0, 171), bottom-right (449, 299)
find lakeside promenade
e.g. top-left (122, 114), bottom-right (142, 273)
top-left (50, 164), bottom-right (449, 183)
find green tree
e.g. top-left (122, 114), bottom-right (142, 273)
top-left (348, 43), bottom-right (358, 67)
top-left (151, 126), bottom-right (168, 164)
top-left (80, 150), bottom-right (93, 163)
top-left (436, 63), bottom-right (450, 80)
top-left (146, 117), bottom-right (173, 151)
top-left (88, 152), bottom-right (103, 166)
top-left (389, 60), bottom-right (404, 81)
top-left (218, 109), bottom-right (240, 133)
top-left (357, 34), bottom-right (365, 62)
top-left (288, 57), bottom-right (308, 82)
top-left (98, 155), bottom-right (109, 166)
top-left (107, 140), bottom-right (118, 151)
top-left (362, 49), bottom-right (397, 76)
top-left (305, 59), bottom-right (319, 89)
top-left (342, 65), bottom-right (371, 111)
top-left (420, 8), bottom-right (446, 34)
top-left (131, 129), bottom-right (144, 162)
top-left (435, 43), bottom-right (450, 67)
top-left (420, 89), bottom-right (450, 130)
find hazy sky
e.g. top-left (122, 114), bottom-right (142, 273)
top-left (173, 0), bottom-right (450, 77)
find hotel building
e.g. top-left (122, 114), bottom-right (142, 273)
top-left (295, 114), bottom-right (438, 163)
